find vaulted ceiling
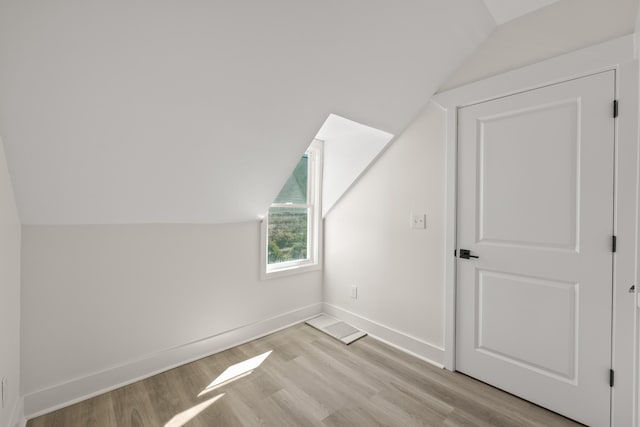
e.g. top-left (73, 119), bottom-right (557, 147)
top-left (0, 1), bottom-right (499, 224)
top-left (483, 0), bottom-right (560, 24)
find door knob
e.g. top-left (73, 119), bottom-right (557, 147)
top-left (459, 249), bottom-right (479, 259)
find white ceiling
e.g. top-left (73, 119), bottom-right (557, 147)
top-left (483, 0), bottom-right (561, 25)
top-left (0, 1), bottom-right (494, 224)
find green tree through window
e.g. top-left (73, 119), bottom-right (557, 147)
top-left (263, 140), bottom-right (322, 276)
top-left (268, 155), bottom-right (309, 264)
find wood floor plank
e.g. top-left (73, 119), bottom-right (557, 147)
top-left (28, 323), bottom-right (583, 427)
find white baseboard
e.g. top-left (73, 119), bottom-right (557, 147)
top-left (322, 303), bottom-right (445, 368)
top-left (23, 302), bottom-right (443, 420)
top-left (8, 396), bottom-right (25, 427)
top-left (23, 302), bottom-right (323, 420)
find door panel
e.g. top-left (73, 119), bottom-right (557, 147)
top-left (476, 270), bottom-right (577, 382)
top-left (477, 99), bottom-right (579, 250)
top-left (456, 71), bottom-right (614, 427)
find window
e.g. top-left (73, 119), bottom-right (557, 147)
top-left (261, 140), bottom-right (322, 278)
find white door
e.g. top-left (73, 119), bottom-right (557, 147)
top-left (456, 71), bottom-right (615, 427)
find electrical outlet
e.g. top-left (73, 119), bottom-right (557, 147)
top-left (411, 213), bottom-right (426, 229)
top-left (351, 286), bottom-right (358, 299)
top-left (1, 376), bottom-right (6, 409)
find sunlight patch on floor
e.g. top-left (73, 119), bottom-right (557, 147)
top-left (198, 350), bottom-right (272, 397)
top-left (164, 393), bottom-right (225, 427)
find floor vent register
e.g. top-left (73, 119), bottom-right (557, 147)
top-left (305, 314), bottom-right (367, 345)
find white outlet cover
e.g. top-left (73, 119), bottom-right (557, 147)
top-left (411, 213), bottom-right (427, 229)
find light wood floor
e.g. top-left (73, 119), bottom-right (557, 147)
top-left (28, 324), bottom-right (582, 427)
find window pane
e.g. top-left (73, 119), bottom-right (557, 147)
top-left (273, 155), bottom-right (307, 204)
top-left (268, 207), bottom-right (308, 264)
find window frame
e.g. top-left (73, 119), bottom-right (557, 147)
top-left (260, 139), bottom-right (323, 279)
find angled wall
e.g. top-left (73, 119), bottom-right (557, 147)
top-left (0, 0), bottom-right (494, 225)
top-left (319, 115), bottom-right (394, 217)
top-left (441, 0), bottom-right (638, 91)
top-left (323, 0), bottom-right (639, 365)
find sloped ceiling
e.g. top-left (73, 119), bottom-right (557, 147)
top-left (483, 0), bottom-right (561, 25)
top-left (443, 0), bottom-right (639, 91)
top-left (0, 1), bottom-right (494, 224)
top-left (319, 114), bottom-right (394, 217)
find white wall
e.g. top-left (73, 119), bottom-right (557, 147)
top-left (324, 101), bottom-right (447, 362)
top-left (323, 0), bottom-right (639, 365)
top-left (21, 222), bottom-right (322, 416)
top-left (323, 134), bottom-right (388, 216)
top-left (441, 0), bottom-right (638, 91)
top-left (0, 137), bottom-right (22, 427)
top-left (318, 114), bottom-right (394, 217)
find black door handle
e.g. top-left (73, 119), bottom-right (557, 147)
top-left (459, 249), bottom-right (479, 259)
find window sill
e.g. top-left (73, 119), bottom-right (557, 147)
top-left (261, 261), bottom-right (322, 280)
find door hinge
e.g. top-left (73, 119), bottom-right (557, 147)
top-left (612, 235), bottom-right (617, 253)
top-left (610, 369), bottom-right (615, 387)
top-left (454, 249), bottom-right (457, 257)
top-left (613, 100), bottom-right (619, 118)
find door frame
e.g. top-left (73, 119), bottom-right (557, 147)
top-left (433, 34), bottom-right (639, 426)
